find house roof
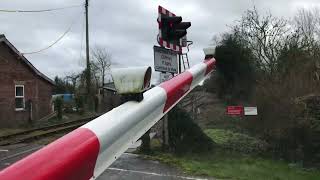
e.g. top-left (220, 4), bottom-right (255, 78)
top-left (0, 34), bottom-right (55, 85)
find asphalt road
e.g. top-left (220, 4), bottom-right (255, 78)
top-left (0, 144), bottom-right (209, 180)
top-left (98, 153), bottom-right (208, 180)
top-left (0, 144), bottom-right (43, 170)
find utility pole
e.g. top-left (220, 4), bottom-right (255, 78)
top-left (85, 0), bottom-right (91, 99)
top-left (178, 55), bottom-right (181, 74)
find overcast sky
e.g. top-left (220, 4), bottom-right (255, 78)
top-left (1, 0), bottom-right (320, 82)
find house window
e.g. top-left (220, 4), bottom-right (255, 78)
top-left (15, 85), bottom-right (25, 111)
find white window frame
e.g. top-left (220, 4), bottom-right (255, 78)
top-left (15, 85), bottom-right (25, 111)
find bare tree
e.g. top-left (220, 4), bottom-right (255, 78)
top-left (292, 8), bottom-right (320, 55)
top-left (234, 7), bottom-right (290, 74)
top-left (91, 62), bottom-right (101, 90)
top-left (91, 46), bottom-right (112, 88)
top-left (292, 8), bottom-right (320, 82)
top-left (211, 34), bottom-right (222, 47)
top-left (65, 72), bottom-right (80, 92)
top-left (295, 9), bottom-right (317, 38)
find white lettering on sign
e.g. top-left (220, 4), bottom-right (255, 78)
top-left (154, 46), bottom-right (178, 73)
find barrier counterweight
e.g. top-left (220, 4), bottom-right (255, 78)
top-left (0, 58), bottom-right (215, 180)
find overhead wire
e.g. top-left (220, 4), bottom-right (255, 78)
top-left (22, 11), bottom-right (83, 55)
top-left (3, 2), bottom-right (87, 55)
top-left (0, 4), bottom-right (83, 13)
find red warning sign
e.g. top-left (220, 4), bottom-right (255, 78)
top-left (226, 106), bottom-right (244, 116)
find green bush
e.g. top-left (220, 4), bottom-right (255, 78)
top-left (205, 129), bottom-right (268, 154)
top-left (75, 96), bottom-right (84, 114)
top-left (168, 107), bottom-right (215, 154)
top-left (54, 97), bottom-right (63, 120)
top-left (140, 130), bottom-right (151, 154)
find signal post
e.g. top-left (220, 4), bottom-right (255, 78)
top-left (154, 6), bottom-right (192, 149)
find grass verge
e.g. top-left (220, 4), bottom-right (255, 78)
top-left (145, 129), bottom-right (320, 180)
top-left (145, 149), bottom-right (320, 180)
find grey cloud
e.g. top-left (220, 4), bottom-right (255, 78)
top-left (1, 0), bottom-right (319, 83)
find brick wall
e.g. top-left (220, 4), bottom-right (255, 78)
top-left (0, 42), bottom-right (53, 127)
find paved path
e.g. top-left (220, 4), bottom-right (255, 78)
top-left (0, 144), bottom-right (210, 180)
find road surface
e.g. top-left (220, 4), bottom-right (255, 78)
top-left (0, 144), bottom-right (209, 180)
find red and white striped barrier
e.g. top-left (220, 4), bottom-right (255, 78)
top-left (0, 58), bottom-right (215, 180)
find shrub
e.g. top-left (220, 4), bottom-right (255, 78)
top-left (205, 129), bottom-right (268, 154)
top-left (168, 107), bottom-right (215, 154)
top-left (75, 95), bottom-right (84, 114)
top-left (54, 97), bottom-right (63, 120)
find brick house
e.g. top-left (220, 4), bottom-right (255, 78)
top-left (0, 34), bottom-right (55, 127)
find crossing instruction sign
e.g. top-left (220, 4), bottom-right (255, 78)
top-left (160, 72), bottom-right (173, 83)
top-left (154, 46), bottom-right (178, 73)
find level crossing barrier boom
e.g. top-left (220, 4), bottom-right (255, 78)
top-left (0, 56), bottom-right (216, 180)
